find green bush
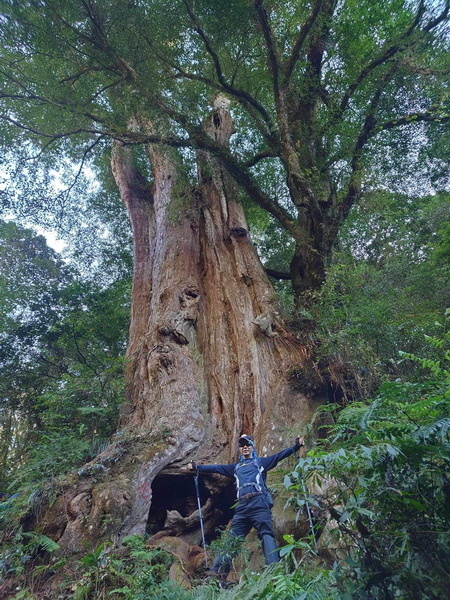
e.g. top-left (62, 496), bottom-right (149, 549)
top-left (288, 316), bottom-right (450, 599)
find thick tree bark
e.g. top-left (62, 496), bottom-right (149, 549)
top-left (35, 102), bottom-right (317, 556)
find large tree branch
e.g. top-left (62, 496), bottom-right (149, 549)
top-left (252, 2), bottom-right (321, 221)
top-left (339, 71), bottom-right (395, 222)
top-left (293, 0), bottom-right (336, 126)
top-left (378, 110), bottom-right (450, 131)
top-left (254, 0), bottom-right (281, 99)
top-left (283, 0), bottom-right (325, 85)
top-left (244, 149), bottom-right (278, 168)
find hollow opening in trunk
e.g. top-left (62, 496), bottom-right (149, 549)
top-left (146, 473), bottom-right (235, 544)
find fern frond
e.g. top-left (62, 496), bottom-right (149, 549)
top-left (22, 531), bottom-right (60, 553)
top-left (414, 418), bottom-right (450, 444)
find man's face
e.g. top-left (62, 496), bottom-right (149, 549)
top-left (239, 443), bottom-right (253, 459)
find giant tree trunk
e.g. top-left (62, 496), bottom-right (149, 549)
top-left (36, 102), bottom-right (316, 555)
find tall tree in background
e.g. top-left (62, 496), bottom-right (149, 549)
top-left (0, 221), bottom-right (129, 491)
top-left (0, 221), bottom-right (73, 489)
top-left (0, 0), bottom-right (449, 554)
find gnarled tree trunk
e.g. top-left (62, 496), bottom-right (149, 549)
top-left (37, 101), bottom-right (317, 556)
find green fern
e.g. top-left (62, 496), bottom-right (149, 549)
top-left (20, 531), bottom-right (60, 554)
top-left (414, 417), bottom-right (450, 444)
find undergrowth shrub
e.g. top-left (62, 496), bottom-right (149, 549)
top-left (287, 314), bottom-right (450, 599)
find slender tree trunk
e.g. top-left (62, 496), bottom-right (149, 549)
top-left (36, 103), bottom-right (317, 555)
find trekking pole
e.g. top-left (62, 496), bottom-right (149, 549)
top-left (300, 472), bottom-right (318, 550)
top-left (193, 464), bottom-right (209, 568)
top-left (295, 457), bottom-right (318, 550)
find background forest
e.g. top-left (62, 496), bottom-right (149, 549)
top-left (1, 0), bottom-right (450, 599)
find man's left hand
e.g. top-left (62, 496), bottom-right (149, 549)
top-left (295, 435), bottom-right (304, 448)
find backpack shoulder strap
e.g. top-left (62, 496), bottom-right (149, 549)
top-left (234, 458), bottom-right (266, 497)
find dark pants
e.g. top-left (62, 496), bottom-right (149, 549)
top-left (210, 494), bottom-right (279, 576)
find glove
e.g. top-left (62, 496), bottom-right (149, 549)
top-left (294, 436), bottom-right (304, 450)
top-left (188, 461), bottom-right (197, 472)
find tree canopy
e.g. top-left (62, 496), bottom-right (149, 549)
top-left (1, 0), bottom-right (449, 303)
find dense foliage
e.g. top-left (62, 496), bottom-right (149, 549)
top-left (0, 221), bottom-right (130, 492)
top-left (308, 190), bottom-right (450, 400)
top-left (1, 0), bottom-right (449, 302)
top-left (287, 321), bottom-right (450, 599)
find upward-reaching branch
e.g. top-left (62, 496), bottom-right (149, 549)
top-left (181, 0), bottom-right (277, 141)
top-left (254, 0), bottom-right (281, 99)
top-left (340, 68), bottom-right (396, 221)
top-left (283, 0), bottom-right (325, 85)
top-left (336, 0), bottom-right (427, 119)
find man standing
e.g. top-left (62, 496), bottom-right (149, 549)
top-left (188, 433), bottom-right (304, 578)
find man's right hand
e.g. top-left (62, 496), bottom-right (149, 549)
top-left (187, 461), bottom-right (197, 472)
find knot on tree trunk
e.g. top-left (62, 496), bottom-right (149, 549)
top-left (157, 325), bottom-right (189, 345)
top-left (229, 227), bottom-right (248, 238)
top-left (252, 312), bottom-right (279, 337)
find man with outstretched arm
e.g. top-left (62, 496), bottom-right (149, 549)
top-left (188, 433), bottom-right (304, 579)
